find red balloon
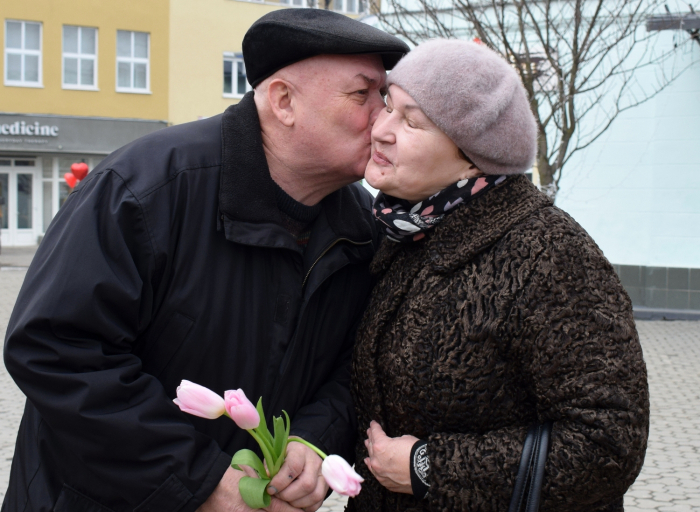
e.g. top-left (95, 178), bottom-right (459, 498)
top-left (70, 162), bottom-right (89, 180)
top-left (64, 172), bottom-right (78, 188)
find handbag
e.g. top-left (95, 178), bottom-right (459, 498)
top-left (507, 422), bottom-right (553, 512)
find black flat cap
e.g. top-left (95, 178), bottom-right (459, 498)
top-left (243, 9), bottom-right (410, 87)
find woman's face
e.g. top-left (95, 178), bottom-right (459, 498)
top-left (365, 85), bottom-right (478, 202)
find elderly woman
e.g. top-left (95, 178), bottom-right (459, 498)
top-left (348, 39), bottom-right (649, 512)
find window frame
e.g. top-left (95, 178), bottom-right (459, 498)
top-left (4, 20), bottom-right (43, 88)
top-left (332, 0), bottom-right (367, 14)
top-left (115, 30), bottom-right (151, 94)
top-left (223, 53), bottom-right (252, 99)
top-left (279, 0), bottom-right (309, 6)
top-left (62, 25), bottom-right (98, 91)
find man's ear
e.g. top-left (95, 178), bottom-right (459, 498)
top-left (267, 78), bottom-right (295, 127)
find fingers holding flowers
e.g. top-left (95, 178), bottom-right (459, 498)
top-left (174, 380), bottom-right (364, 507)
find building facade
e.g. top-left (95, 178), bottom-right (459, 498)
top-left (1, 0), bottom-right (169, 247)
top-left (556, 31), bottom-right (700, 313)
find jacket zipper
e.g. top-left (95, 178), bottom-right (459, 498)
top-left (271, 237), bottom-right (373, 410)
top-left (301, 238), bottom-right (373, 290)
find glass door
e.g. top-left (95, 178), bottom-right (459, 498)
top-left (0, 157), bottom-right (40, 247)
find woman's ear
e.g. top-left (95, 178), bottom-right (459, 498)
top-left (457, 149), bottom-right (483, 179)
top-left (267, 78), bottom-right (295, 127)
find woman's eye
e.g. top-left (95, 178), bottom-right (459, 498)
top-left (386, 106), bottom-right (393, 113)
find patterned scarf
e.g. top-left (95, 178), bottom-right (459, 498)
top-left (372, 175), bottom-right (507, 243)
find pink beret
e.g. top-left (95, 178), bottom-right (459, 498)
top-left (387, 39), bottom-right (537, 175)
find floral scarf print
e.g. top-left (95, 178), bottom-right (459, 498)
top-left (372, 175), bottom-right (507, 243)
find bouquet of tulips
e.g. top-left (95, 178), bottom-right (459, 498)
top-left (174, 380), bottom-right (363, 508)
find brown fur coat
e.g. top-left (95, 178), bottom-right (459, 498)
top-left (348, 176), bottom-right (649, 512)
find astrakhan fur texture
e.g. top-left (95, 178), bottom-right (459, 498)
top-left (349, 175), bottom-right (649, 512)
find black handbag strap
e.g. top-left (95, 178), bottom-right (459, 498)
top-left (508, 424), bottom-right (538, 512)
top-left (508, 422), bottom-right (553, 512)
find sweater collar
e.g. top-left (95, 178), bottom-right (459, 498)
top-left (370, 175), bottom-right (552, 275)
top-left (218, 92), bottom-right (374, 244)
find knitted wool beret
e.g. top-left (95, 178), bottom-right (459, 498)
top-left (387, 39), bottom-right (537, 175)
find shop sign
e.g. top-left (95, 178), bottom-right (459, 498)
top-left (0, 113), bottom-right (166, 154)
top-left (0, 120), bottom-right (60, 138)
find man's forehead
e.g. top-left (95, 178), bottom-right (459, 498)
top-left (320, 54), bottom-right (386, 84)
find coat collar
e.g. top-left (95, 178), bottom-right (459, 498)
top-left (371, 175), bottom-right (553, 275)
top-left (218, 92), bottom-right (375, 246)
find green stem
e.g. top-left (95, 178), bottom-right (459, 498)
top-left (247, 429), bottom-right (276, 472)
top-left (252, 427), bottom-right (276, 462)
top-left (288, 438), bottom-right (327, 460)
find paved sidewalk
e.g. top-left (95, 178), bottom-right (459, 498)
top-left (1, 269), bottom-right (699, 510)
top-left (0, 246), bottom-right (37, 269)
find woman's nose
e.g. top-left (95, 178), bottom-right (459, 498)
top-left (371, 109), bottom-right (395, 144)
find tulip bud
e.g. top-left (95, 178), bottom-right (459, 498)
top-left (321, 455), bottom-right (364, 497)
top-left (224, 389), bottom-right (260, 430)
top-left (173, 380), bottom-right (226, 419)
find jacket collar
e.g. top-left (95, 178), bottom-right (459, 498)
top-left (371, 175), bottom-right (553, 275)
top-left (219, 92), bottom-right (375, 247)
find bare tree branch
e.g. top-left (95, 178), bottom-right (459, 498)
top-left (371, 0), bottom-right (697, 199)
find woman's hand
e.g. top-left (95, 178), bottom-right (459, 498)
top-left (363, 420), bottom-right (418, 494)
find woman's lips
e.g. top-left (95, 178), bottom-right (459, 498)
top-left (372, 150), bottom-right (392, 166)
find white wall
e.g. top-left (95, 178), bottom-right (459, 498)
top-left (556, 34), bottom-right (700, 268)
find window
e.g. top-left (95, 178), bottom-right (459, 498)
top-left (116, 30), bottom-right (149, 93)
top-left (279, 0), bottom-right (307, 6)
top-left (223, 54), bottom-right (252, 98)
top-left (4, 20), bottom-right (42, 87)
top-left (63, 26), bottom-right (97, 89)
top-left (333, 0), bottom-right (367, 14)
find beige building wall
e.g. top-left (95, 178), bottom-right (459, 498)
top-left (168, 0), bottom-right (281, 126)
top-left (1, 0), bottom-right (169, 120)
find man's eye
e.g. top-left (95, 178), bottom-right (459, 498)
top-left (356, 89), bottom-right (369, 96)
top-left (385, 106), bottom-right (393, 113)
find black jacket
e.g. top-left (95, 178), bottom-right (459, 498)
top-left (3, 93), bottom-right (379, 512)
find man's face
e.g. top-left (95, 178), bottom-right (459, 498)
top-left (294, 54), bottom-right (387, 181)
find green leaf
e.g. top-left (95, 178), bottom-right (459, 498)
top-left (231, 449), bottom-right (267, 479)
top-left (239, 476), bottom-right (271, 509)
top-left (255, 398), bottom-right (273, 444)
top-left (273, 416), bottom-right (285, 459)
top-left (248, 429), bottom-right (276, 475)
top-left (254, 397), bottom-right (276, 464)
top-left (272, 410), bottom-right (292, 476)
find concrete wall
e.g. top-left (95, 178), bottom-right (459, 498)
top-left (556, 35), bottom-right (700, 271)
top-left (553, 32), bottom-right (700, 310)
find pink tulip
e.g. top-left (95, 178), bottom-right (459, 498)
top-left (173, 380), bottom-right (226, 419)
top-left (224, 389), bottom-right (260, 430)
top-left (321, 455), bottom-right (364, 497)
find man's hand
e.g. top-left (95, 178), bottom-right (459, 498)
top-left (363, 420), bottom-right (416, 494)
top-left (197, 466), bottom-right (303, 512)
top-left (267, 438), bottom-right (329, 512)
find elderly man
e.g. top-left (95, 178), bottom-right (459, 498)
top-left (2, 9), bottom-right (408, 512)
